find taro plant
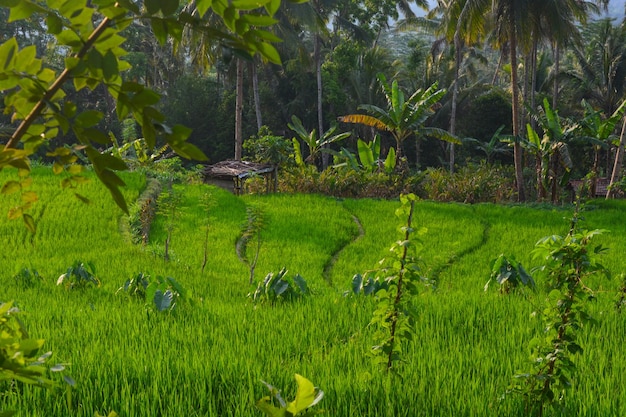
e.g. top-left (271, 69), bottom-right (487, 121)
top-left (56, 261), bottom-right (100, 290)
top-left (145, 276), bottom-right (191, 313)
top-left (249, 268), bottom-right (309, 304)
top-left (118, 274), bottom-right (190, 313)
top-left (509, 216), bottom-right (609, 415)
top-left (349, 272), bottom-right (390, 296)
top-left (116, 272), bottom-right (151, 299)
top-left (367, 193), bottom-right (427, 372)
top-left (257, 374), bottom-right (324, 417)
top-left (484, 254), bottom-right (535, 293)
top-left (12, 268), bottom-right (44, 289)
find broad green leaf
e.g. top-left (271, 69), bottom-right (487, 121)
top-left (7, 206), bottom-right (23, 220)
top-left (8, 0), bottom-right (45, 21)
top-left (21, 191), bottom-right (38, 203)
top-left (265, 0), bottom-right (280, 15)
top-left (169, 141), bottom-right (207, 161)
top-left (240, 14), bottom-right (277, 26)
top-left (195, 0), bottom-right (212, 17)
top-left (160, 0), bottom-right (179, 15)
top-left (150, 18), bottom-right (167, 44)
top-left (56, 29), bottom-right (83, 49)
top-left (14, 45), bottom-right (37, 72)
top-left (153, 289), bottom-right (173, 311)
top-left (22, 213), bottom-right (36, 234)
top-left (256, 41), bottom-right (281, 64)
top-left (102, 50), bottom-right (119, 81)
top-left (246, 28), bottom-right (282, 43)
top-left (94, 30), bottom-right (126, 53)
top-left (256, 397), bottom-right (286, 417)
top-left (1, 180), bottom-right (21, 195)
top-left (232, 0), bottom-right (271, 9)
top-left (144, 0), bottom-right (160, 14)
top-left (338, 114), bottom-right (389, 131)
top-left (46, 13), bottom-right (63, 35)
top-left (384, 147), bottom-right (396, 173)
top-left (75, 110), bottom-right (104, 128)
top-left (357, 139), bottom-right (374, 170)
top-left (0, 38), bottom-right (18, 71)
top-left (287, 374), bottom-right (319, 415)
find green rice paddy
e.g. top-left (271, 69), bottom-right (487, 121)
top-left (1, 167), bottom-right (626, 416)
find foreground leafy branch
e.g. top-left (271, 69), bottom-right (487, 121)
top-left (257, 374), bottom-right (324, 417)
top-left (510, 214), bottom-right (609, 415)
top-left (367, 193), bottom-right (427, 372)
top-left (0, 0), bottom-right (293, 226)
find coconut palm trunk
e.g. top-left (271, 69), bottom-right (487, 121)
top-left (607, 115), bottom-right (626, 199)
top-left (234, 58), bottom-right (244, 161)
top-left (510, 24), bottom-right (526, 202)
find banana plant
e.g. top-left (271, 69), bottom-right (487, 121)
top-left (288, 116), bottom-right (350, 169)
top-left (525, 98), bottom-right (576, 203)
top-left (339, 74), bottom-right (459, 167)
top-left (357, 135), bottom-right (396, 173)
top-left (577, 99), bottom-right (626, 195)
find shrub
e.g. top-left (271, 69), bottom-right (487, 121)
top-left (277, 167), bottom-right (424, 199)
top-left (422, 162), bottom-right (515, 203)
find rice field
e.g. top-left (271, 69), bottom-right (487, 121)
top-left (1, 167), bottom-right (626, 417)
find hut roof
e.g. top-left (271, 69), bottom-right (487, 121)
top-left (203, 160), bottom-right (274, 180)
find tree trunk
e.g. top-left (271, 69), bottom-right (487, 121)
top-left (234, 58), bottom-right (244, 161)
top-left (552, 42), bottom-right (560, 110)
top-left (449, 2), bottom-right (469, 174)
top-left (510, 25), bottom-right (526, 202)
top-left (607, 115), bottom-right (626, 199)
top-left (315, 31), bottom-right (326, 169)
top-left (251, 58), bottom-right (263, 131)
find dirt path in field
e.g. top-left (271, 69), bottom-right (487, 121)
top-left (323, 214), bottom-right (365, 287)
top-left (429, 213), bottom-right (491, 285)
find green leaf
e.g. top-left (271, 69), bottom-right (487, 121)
top-left (1, 180), bottom-right (21, 195)
top-left (195, 0), bottom-right (212, 17)
top-left (357, 139), bottom-right (374, 170)
top-left (160, 0), bottom-right (179, 15)
top-left (0, 38), bottom-right (18, 71)
top-left (75, 110), bottom-right (104, 128)
top-left (8, 0), bottom-right (45, 21)
top-left (144, 0), bottom-right (160, 14)
top-left (287, 374), bottom-right (321, 415)
top-left (22, 213), bottom-right (36, 234)
top-left (102, 50), bottom-right (119, 81)
top-left (153, 289), bottom-right (174, 311)
top-left (384, 147), bottom-right (396, 173)
top-left (255, 41), bottom-right (281, 64)
top-left (240, 14), bottom-right (277, 26)
top-left (265, 0), bottom-right (280, 15)
top-left (169, 141), bottom-right (208, 161)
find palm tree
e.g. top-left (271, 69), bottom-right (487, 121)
top-left (339, 73), bottom-right (459, 168)
top-left (566, 19), bottom-right (626, 118)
